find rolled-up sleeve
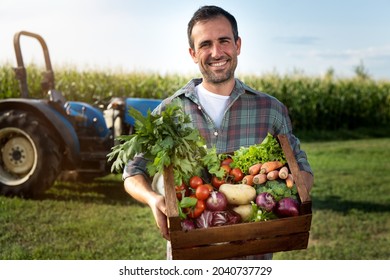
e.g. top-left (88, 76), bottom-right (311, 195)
top-left (122, 153), bottom-right (150, 181)
top-left (288, 134), bottom-right (313, 175)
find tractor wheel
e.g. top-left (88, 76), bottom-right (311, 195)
top-left (0, 110), bottom-right (62, 197)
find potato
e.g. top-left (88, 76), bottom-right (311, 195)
top-left (219, 183), bottom-right (256, 205)
top-left (233, 204), bottom-right (253, 222)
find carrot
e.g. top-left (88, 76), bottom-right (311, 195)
top-left (278, 166), bottom-right (289, 179)
top-left (242, 174), bottom-right (254, 186)
top-left (266, 170), bottom-right (279, 181)
top-left (248, 163), bottom-right (262, 175)
top-left (260, 161), bottom-right (284, 174)
top-left (253, 173), bottom-right (267, 185)
top-left (285, 174), bottom-right (294, 188)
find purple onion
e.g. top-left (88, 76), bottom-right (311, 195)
top-left (275, 197), bottom-right (300, 217)
top-left (206, 191), bottom-right (228, 211)
top-left (256, 192), bottom-right (276, 212)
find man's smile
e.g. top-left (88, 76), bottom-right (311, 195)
top-left (208, 59), bottom-right (228, 68)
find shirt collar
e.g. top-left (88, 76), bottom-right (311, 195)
top-left (176, 78), bottom-right (257, 100)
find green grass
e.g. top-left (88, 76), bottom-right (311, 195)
top-left (1, 138), bottom-right (389, 260)
top-left (0, 176), bottom-right (166, 260)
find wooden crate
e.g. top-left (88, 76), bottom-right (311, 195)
top-left (163, 134), bottom-right (312, 260)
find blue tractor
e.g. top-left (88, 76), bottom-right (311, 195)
top-left (0, 31), bottom-right (161, 197)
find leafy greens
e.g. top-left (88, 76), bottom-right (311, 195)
top-left (107, 99), bottom-right (221, 186)
top-left (231, 133), bottom-right (287, 174)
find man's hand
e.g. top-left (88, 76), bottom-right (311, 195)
top-left (148, 194), bottom-right (170, 240)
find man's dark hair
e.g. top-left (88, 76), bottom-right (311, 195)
top-left (187, 5), bottom-right (239, 50)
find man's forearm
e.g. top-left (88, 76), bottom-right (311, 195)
top-left (124, 174), bottom-right (159, 206)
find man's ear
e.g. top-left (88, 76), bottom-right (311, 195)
top-left (236, 36), bottom-right (242, 56)
top-left (189, 47), bottom-right (198, 63)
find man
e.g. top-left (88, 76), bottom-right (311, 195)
top-left (123, 5), bottom-right (314, 259)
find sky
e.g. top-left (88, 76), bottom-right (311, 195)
top-left (1, 0), bottom-right (390, 80)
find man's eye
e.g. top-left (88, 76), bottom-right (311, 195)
top-left (199, 42), bottom-right (210, 48)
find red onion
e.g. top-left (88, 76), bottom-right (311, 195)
top-left (206, 191), bottom-right (228, 211)
top-left (256, 192), bottom-right (276, 212)
top-left (275, 197), bottom-right (300, 217)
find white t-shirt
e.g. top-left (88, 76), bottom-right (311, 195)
top-left (196, 83), bottom-right (229, 128)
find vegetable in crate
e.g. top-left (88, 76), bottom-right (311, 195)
top-left (248, 163), bottom-right (262, 175)
top-left (219, 183), bottom-right (256, 205)
top-left (256, 192), bottom-right (276, 212)
top-left (260, 161), bottom-right (284, 174)
top-left (242, 174), bottom-right (255, 186)
top-left (285, 174), bottom-right (294, 188)
top-left (195, 210), bottom-right (241, 228)
top-left (275, 197), bottom-right (300, 217)
top-left (232, 204), bottom-right (253, 222)
top-left (205, 191), bottom-right (228, 211)
top-left (256, 179), bottom-right (299, 202)
top-left (181, 219), bottom-right (196, 232)
top-left (231, 133), bottom-right (287, 174)
top-left (278, 166), bottom-right (289, 179)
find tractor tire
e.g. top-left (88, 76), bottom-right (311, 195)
top-left (0, 110), bottom-right (62, 197)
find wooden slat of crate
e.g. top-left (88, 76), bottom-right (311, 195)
top-left (170, 213), bottom-right (312, 248)
top-left (164, 134), bottom-right (312, 260)
top-left (171, 232), bottom-right (310, 260)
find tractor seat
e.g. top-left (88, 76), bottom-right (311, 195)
top-left (48, 89), bottom-right (66, 107)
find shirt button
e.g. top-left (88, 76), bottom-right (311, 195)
top-left (214, 131), bottom-right (218, 136)
top-left (198, 105), bottom-right (202, 110)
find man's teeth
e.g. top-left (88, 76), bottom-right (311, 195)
top-left (210, 61), bottom-right (227, 67)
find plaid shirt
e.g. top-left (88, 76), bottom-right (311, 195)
top-left (123, 78), bottom-right (313, 180)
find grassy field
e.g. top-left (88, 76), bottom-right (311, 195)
top-left (1, 137), bottom-right (389, 260)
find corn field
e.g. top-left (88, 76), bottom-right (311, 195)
top-left (1, 63), bottom-right (389, 131)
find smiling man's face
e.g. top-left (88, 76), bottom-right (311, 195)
top-left (189, 15), bottom-right (241, 89)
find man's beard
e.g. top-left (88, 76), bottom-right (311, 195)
top-left (201, 67), bottom-right (235, 84)
top-left (200, 59), bottom-right (237, 85)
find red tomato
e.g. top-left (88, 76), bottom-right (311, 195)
top-left (187, 199), bottom-right (206, 219)
top-left (204, 183), bottom-right (214, 191)
top-left (221, 157), bottom-right (233, 166)
top-left (189, 176), bottom-right (203, 189)
top-left (230, 167), bottom-right (245, 182)
top-left (220, 164), bottom-right (231, 175)
top-left (195, 184), bottom-right (212, 200)
top-left (211, 176), bottom-right (226, 189)
top-left (175, 182), bottom-right (189, 200)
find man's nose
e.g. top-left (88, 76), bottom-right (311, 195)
top-left (211, 43), bottom-right (223, 58)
